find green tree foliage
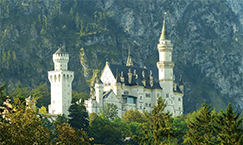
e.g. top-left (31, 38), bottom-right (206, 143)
top-left (38, 105), bottom-right (47, 113)
top-left (184, 103), bottom-right (217, 145)
top-left (8, 83), bottom-right (50, 110)
top-left (31, 83), bottom-right (50, 109)
top-left (112, 117), bottom-right (131, 138)
top-left (52, 122), bottom-right (92, 145)
top-left (122, 108), bottom-right (147, 123)
top-left (88, 112), bottom-right (98, 125)
top-left (8, 83), bottom-right (31, 100)
top-left (56, 114), bottom-right (69, 124)
top-left (0, 96), bottom-right (92, 144)
top-left (72, 90), bottom-right (89, 103)
top-left (99, 103), bottom-right (118, 121)
top-left (127, 121), bottom-right (144, 138)
top-left (171, 116), bottom-right (188, 144)
top-left (0, 100), bottom-right (51, 144)
top-left (133, 97), bottom-right (175, 145)
top-left (215, 103), bottom-right (243, 144)
top-left (68, 101), bottom-right (89, 130)
top-left (87, 115), bottom-right (123, 145)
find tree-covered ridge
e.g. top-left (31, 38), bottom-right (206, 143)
top-left (0, 0), bottom-right (126, 91)
top-left (1, 0), bottom-right (243, 114)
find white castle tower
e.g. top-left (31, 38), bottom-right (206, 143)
top-left (157, 16), bottom-right (176, 112)
top-left (48, 47), bottom-right (74, 115)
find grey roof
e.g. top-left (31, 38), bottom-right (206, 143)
top-left (103, 90), bottom-right (113, 99)
top-left (109, 64), bottom-right (162, 89)
top-left (173, 85), bottom-right (182, 93)
top-left (54, 47), bottom-right (68, 54)
top-left (122, 94), bottom-right (137, 98)
top-left (179, 76), bottom-right (184, 86)
top-left (159, 19), bottom-right (168, 41)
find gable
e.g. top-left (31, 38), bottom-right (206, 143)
top-left (103, 91), bottom-right (119, 103)
top-left (100, 64), bottom-right (116, 85)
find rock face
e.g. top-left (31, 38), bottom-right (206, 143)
top-left (1, 0), bottom-right (243, 113)
top-left (226, 0), bottom-right (243, 30)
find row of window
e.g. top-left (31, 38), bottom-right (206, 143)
top-left (104, 83), bottom-right (111, 86)
top-left (123, 92), bottom-right (181, 102)
top-left (166, 93), bottom-right (181, 101)
top-left (123, 97), bottom-right (136, 104)
top-left (50, 74), bottom-right (73, 82)
top-left (139, 103), bottom-right (152, 109)
top-left (167, 107), bottom-right (181, 112)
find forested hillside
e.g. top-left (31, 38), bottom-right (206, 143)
top-left (1, 0), bottom-right (243, 113)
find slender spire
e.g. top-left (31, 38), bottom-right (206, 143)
top-left (159, 12), bottom-right (168, 41)
top-left (106, 58), bottom-right (109, 66)
top-left (179, 75), bottom-right (184, 86)
top-left (126, 48), bottom-right (133, 66)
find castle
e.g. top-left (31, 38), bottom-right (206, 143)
top-left (48, 18), bottom-right (184, 117)
top-left (85, 19), bottom-right (184, 117)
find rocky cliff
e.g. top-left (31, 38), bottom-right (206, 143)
top-left (1, 0), bottom-right (243, 113)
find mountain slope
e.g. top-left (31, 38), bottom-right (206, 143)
top-left (1, 0), bottom-right (243, 113)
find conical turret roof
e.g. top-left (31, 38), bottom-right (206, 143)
top-left (159, 17), bottom-right (168, 41)
top-left (54, 47), bottom-right (68, 54)
top-left (126, 48), bottom-right (133, 66)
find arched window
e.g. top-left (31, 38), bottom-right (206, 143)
top-left (50, 75), bottom-right (53, 83)
top-left (58, 74), bottom-right (61, 82)
top-left (54, 75), bottom-right (57, 82)
top-left (67, 75), bottom-right (69, 82)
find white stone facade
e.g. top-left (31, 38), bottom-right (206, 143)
top-left (48, 47), bottom-right (74, 115)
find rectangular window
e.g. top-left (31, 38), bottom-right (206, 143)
top-left (146, 94), bottom-right (150, 97)
top-left (123, 98), bottom-right (127, 103)
top-left (124, 91), bottom-right (129, 95)
top-left (166, 94), bottom-right (169, 98)
top-left (157, 94), bottom-right (160, 98)
top-left (140, 96), bottom-right (142, 100)
top-left (149, 103), bottom-right (151, 107)
top-left (178, 98), bottom-right (181, 101)
top-left (145, 103), bottom-right (147, 107)
top-left (127, 97), bottom-right (133, 104)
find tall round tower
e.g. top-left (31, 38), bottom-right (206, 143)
top-left (48, 47), bottom-right (74, 115)
top-left (157, 16), bottom-right (175, 111)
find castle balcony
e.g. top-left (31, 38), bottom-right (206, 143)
top-left (157, 43), bottom-right (173, 52)
top-left (157, 61), bottom-right (174, 69)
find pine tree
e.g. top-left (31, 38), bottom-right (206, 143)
top-left (68, 101), bottom-right (89, 130)
top-left (184, 103), bottom-right (217, 145)
top-left (216, 103), bottom-right (243, 145)
top-left (133, 97), bottom-right (175, 145)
